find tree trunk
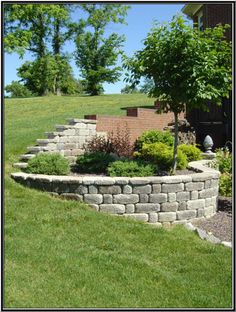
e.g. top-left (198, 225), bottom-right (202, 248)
top-left (53, 18), bottom-right (62, 96)
top-left (172, 111), bottom-right (179, 174)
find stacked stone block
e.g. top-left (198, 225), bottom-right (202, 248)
top-left (11, 160), bottom-right (220, 226)
top-left (16, 119), bottom-right (97, 167)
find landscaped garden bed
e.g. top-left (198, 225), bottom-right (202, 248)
top-left (5, 95), bottom-right (232, 309)
top-left (11, 158), bottom-right (220, 225)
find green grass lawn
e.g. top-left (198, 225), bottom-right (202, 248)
top-left (4, 94), bottom-right (232, 308)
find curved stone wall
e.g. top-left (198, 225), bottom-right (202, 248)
top-left (11, 160), bottom-right (220, 226)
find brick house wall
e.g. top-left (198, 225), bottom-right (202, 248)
top-left (203, 4), bottom-right (232, 40)
top-left (183, 3), bottom-right (233, 149)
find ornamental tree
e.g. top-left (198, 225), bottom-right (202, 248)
top-left (123, 15), bottom-right (232, 173)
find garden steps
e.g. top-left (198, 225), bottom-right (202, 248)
top-left (15, 118), bottom-right (98, 166)
top-left (67, 118), bottom-right (97, 125)
top-left (20, 154), bottom-right (36, 161)
top-left (27, 146), bottom-right (45, 153)
top-left (13, 162), bottom-right (28, 169)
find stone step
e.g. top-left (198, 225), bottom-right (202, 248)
top-left (13, 162), bottom-right (28, 169)
top-left (45, 132), bottom-right (60, 139)
top-left (37, 139), bottom-right (51, 145)
top-left (27, 146), bottom-right (42, 154)
top-left (67, 118), bottom-right (97, 125)
top-left (20, 154), bottom-right (36, 161)
top-left (55, 125), bottom-right (74, 131)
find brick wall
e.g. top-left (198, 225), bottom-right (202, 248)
top-left (85, 107), bottom-right (185, 144)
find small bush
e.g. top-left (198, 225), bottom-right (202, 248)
top-left (215, 147), bottom-right (232, 173)
top-left (76, 152), bottom-right (116, 174)
top-left (135, 142), bottom-right (188, 170)
top-left (135, 130), bottom-right (174, 151)
top-left (108, 160), bottom-right (157, 177)
top-left (5, 81), bottom-right (34, 98)
top-left (178, 144), bottom-right (202, 162)
top-left (108, 125), bottom-right (134, 158)
top-left (219, 173), bottom-right (232, 197)
top-left (86, 125), bottom-right (134, 158)
top-left (25, 153), bottom-right (70, 175)
top-left (86, 135), bottom-right (112, 154)
top-left (210, 147), bottom-right (232, 197)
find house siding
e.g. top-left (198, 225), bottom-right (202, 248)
top-left (185, 4), bottom-right (232, 149)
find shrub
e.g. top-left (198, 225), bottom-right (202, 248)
top-left (135, 142), bottom-right (188, 170)
top-left (210, 147), bottom-right (232, 197)
top-left (76, 152), bottom-right (116, 174)
top-left (108, 125), bottom-right (134, 158)
top-left (5, 81), bottom-right (34, 98)
top-left (108, 160), bottom-right (157, 177)
top-left (86, 135), bottom-right (112, 154)
top-left (25, 153), bottom-right (70, 175)
top-left (219, 173), bottom-right (232, 197)
top-left (178, 144), bottom-right (202, 162)
top-left (86, 124), bottom-right (134, 158)
top-left (135, 130), bottom-right (174, 151)
top-left (215, 147), bottom-right (232, 173)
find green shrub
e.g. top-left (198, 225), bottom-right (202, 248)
top-left (214, 147), bottom-right (232, 173)
top-left (135, 130), bottom-right (174, 151)
top-left (210, 147), bottom-right (232, 197)
top-left (76, 152), bottom-right (116, 174)
top-left (219, 173), bottom-right (232, 197)
top-left (5, 81), bottom-right (34, 98)
top-left (178, 144), bottom-right (202, 162)
top-left (108, 160), bottom-right (157, 177)
top-left (136, 142), bottom-right (188, 170)
top-left (25, 153), bottom-right (70, 175)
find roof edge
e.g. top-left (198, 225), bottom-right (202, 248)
top-left (182, 4), bottom-right (203, 18)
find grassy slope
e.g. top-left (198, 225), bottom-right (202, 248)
top-left (4, 94), bottom-right (232, 308)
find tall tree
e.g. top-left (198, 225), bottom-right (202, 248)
top-left (4, 4), bottom-right (76, 95)
top-left (124, 15), bottom-right (231, 173)
top-left (75, 4), bottom-right (129, 96)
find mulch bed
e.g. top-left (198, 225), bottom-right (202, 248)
top-left (192, 196), bottom-right (232, 242)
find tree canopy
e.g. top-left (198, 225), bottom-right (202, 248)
top-left (124, 15), bottom-right (232, 171)
top-left (4, 4), bottom-right (83, 96)
top-left (74, 4), bottom-right (129, 95)
top-left (4, 3), bottom-right (130, 96)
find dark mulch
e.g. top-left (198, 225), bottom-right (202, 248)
top-left (69, 166), bottom-right (196, 177)
top-left (192, 196), bottom-right (232, 242)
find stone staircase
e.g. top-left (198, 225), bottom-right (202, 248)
top-left (13, 118), bottom-right (99, 169)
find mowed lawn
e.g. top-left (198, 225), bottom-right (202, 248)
top-left (4, 94), bottom-right (232, 308)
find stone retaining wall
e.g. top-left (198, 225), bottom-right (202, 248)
top-left (11, 160), bottom-right (220, 226)
top-left (19, 119), bottom-right (98, 164)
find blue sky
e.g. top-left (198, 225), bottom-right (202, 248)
top-left (4, 3), bottom-right (187, 94)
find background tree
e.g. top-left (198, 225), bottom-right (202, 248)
top-left (120, 84), bottom-right (139, 94)
top-left (139, 78), bottom-right (155, 94)
top-left (124, 15), bottom-right (231, 172)
top-left (4, 4), bottom-right (76, 96)
top-left (5, 81), bottom-right (34, 98)
top-left (75, 4), bottom-right (129, 96)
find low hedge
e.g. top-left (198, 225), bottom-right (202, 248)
top-left (25, 153), bottom-right (70, 175)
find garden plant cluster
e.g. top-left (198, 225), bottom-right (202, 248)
top-left (25, 129), bottom-right (203, 178)
top-left (210, 146), bottom-right (232, 197)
